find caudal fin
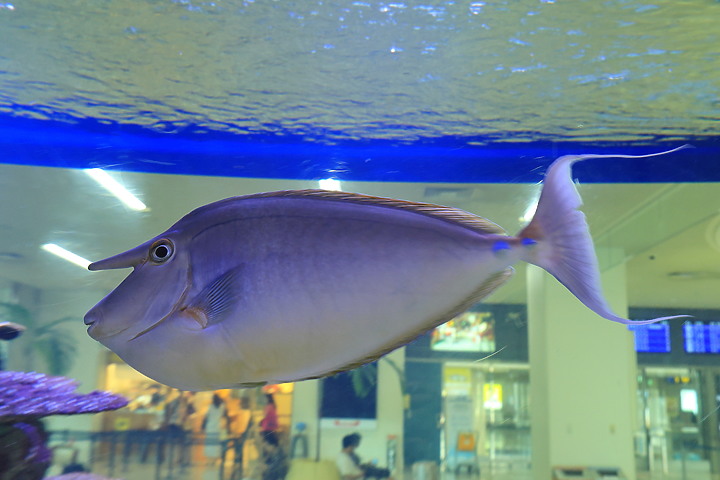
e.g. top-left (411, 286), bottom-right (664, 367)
top-left (518, 145), bottom-right (691, 325)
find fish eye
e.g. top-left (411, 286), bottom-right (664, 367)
top-left (150, 240), bottom-right (174, 263)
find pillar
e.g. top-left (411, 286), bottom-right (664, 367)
top-left (699, 369), bottom-right (720, 480)
top-left (528, 256), bottom-right (638, 480)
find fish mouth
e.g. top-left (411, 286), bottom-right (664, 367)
top-left (84, 312), bottom-right (102, 339)
top-left (86, 322), bottom-right (131, 341)
top-left (84, 311), bottom-right (130, 340)
top-left (84, 311), bottom-right (97, 338)
top-left (86, 323), bottom-right (99, 339)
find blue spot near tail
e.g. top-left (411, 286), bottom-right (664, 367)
top-left (521, 238), bottom-right (537, 247)
top-left (493, 240), bottom-right (511, 254)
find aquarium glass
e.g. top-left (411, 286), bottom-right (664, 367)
top-left (1, 1), bottom-right (719, 479)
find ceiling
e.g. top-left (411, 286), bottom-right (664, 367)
top-left (1, 161), bottom-right (718, 312)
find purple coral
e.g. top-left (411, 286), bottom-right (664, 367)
top-left (0, 371), bottom-right (128, 418)
top-left (46, 475), bottom-right (124, 480)
top-left (0, 371), bottom-right (129, 480)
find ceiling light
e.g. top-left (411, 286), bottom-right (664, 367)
top-left (84, 168), bottom-right (148, 211)
top-left (42, 243), bottom-right (91, 269)
top-left (318, 178), bottom-right (342, 191)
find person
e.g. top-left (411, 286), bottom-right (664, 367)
top-left (139, 389), bottom-right (165, 463)
top-left (161, 390), bottom-right (196, 466)
top-left (131, 383), bottom-right (164, 413)
top-left (261, 427), bottom-right (289, 480)
top-left (203, 393), bottom-right (229, 465)
top-left (336, 433), bottom-right (393, 480)
top-left (259, 393), bottom-right (279, 445)
top-left (260, 393), bottom-right (278, 433)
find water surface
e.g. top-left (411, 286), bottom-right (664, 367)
top-left (1, 0), bottom-right (718, 148)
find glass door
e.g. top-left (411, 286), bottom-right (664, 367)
top-left (637, 367), bottom-right (706, 475)
top-left (442, 362), bottom-right (530, 473)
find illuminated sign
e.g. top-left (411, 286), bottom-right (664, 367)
top-left (683, 322), bottom-right (720, 354)
top-left (627, 322), bottom-right (670, 353)
top-left (483, 384), bottom-right (503, 410)
top-left (432, 311), bottom-right (495, 352)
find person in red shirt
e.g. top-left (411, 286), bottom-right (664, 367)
top-left (260, 393), bottom-right (279, 444)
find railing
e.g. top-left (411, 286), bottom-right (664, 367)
top-left (639, 430), bottom-right (720, 480)
top-left (668, 437), bottom-right (719, 480)
top-left (49, 429), bottom-right (251, 480)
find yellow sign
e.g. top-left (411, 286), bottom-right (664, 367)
top-left (114, 417), bottom-right (131, 431)
top-left (444, 366), bottom-right (472, 396)
top-left (483, 383), bottom-right (503, 410)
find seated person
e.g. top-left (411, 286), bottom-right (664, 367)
top-left (336, 433), bottom-right (393, 480)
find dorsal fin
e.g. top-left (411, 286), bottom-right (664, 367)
top-left (234, 189), bottom-right (506, 236)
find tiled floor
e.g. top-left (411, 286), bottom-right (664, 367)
top-left (49, 458), bottom-right (714, 480)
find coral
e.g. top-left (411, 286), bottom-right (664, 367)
top-left (46, 475), bottom-right (124, 480)
top-left (0, 371), bottom-right (128, 480)
top-left (0, 371), bottom-right (128, 419)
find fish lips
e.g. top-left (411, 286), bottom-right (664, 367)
top-left (84, 308), bottom-right (129, 340)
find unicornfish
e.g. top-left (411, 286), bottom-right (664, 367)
top-left (84, 147), bottom-right (688, 390)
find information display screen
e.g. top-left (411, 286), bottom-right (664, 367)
top-left (683, 322), bottom-right (720, 354)
top-left (628, 322), bottom-right (671, 353)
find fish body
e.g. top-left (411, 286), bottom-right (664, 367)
top-left (85, 147), bottom-right (688, 391)
top-left (0, 322), bottom-right (25, 341)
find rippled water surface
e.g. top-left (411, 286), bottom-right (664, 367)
top-left (1, 0), bottom-right (718, 145)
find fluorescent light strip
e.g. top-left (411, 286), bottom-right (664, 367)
top-left (42, 243), bottom-right (91, 269)
top-left (85, 168), bottom-right (148, 211)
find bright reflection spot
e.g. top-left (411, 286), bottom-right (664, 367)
top-left (42, 244), bottom-right (91, 270)
top-left (318, 178), bottom-right (343, 191)
top-left (84, 168), bottom-right (148, 211)
top-left (520, 200), bottom-right (538, 223)
top-left (470, 2), bottom-right (485, 14)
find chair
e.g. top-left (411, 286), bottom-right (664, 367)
top-left (286, 458), bottom-right (341, 480)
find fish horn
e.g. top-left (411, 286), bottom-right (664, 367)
top-left (89, 243), bottom-right (149, 271)
top-left (518, 146), bottom-right (692, 325)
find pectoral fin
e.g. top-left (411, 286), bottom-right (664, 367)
top-left (183, 265), bottom-right (245, 327)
